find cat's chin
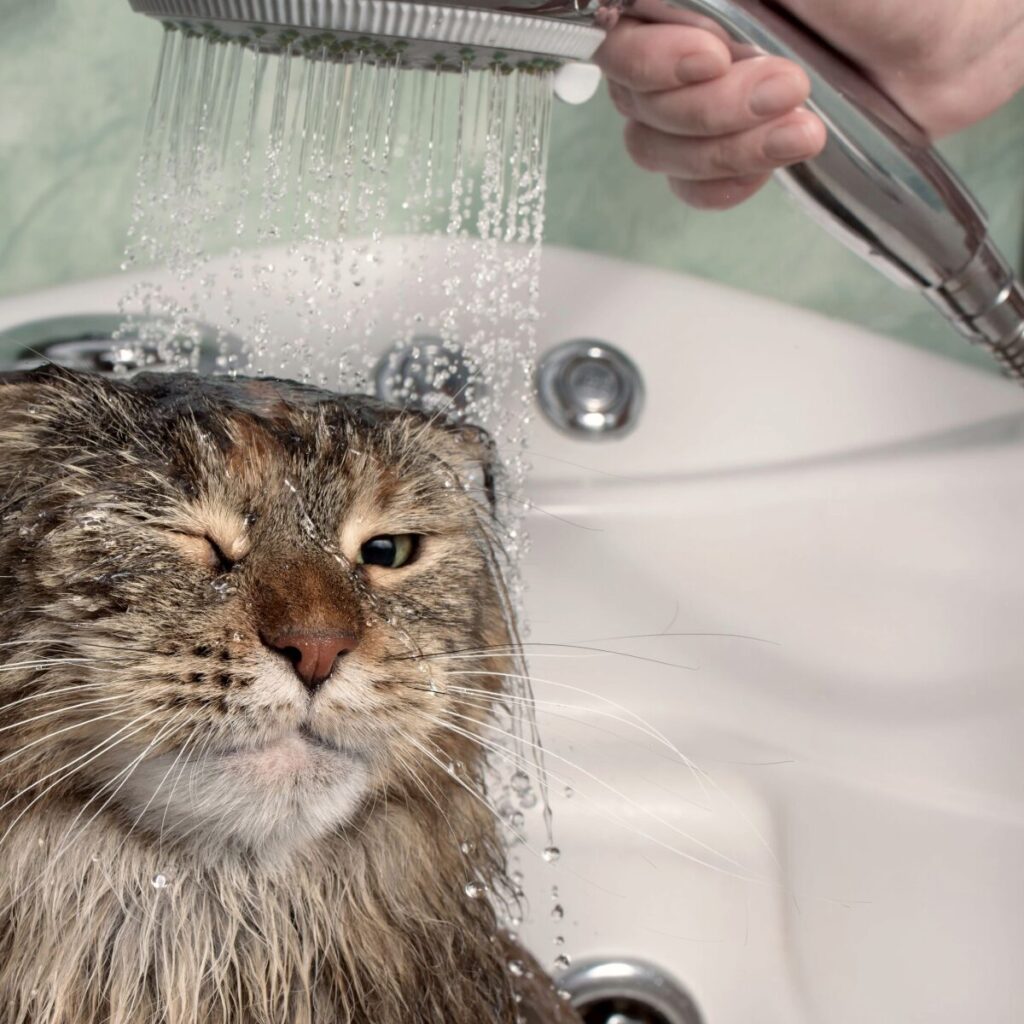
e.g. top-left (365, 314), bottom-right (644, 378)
top-left (118, 731), bottom-right (375, 858)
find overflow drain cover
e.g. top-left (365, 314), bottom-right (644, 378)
top-left (559, 958), bottom-right (704, 1024)
top-left (0, 314), bottom-right (244, 377)
top-left (374, 336), bottom-right (485, 419)
top-left (536, 339), bottom-right (643, 439)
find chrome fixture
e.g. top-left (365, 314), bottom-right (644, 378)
top-left (127, 0), bottom-right (606, 69)
top-left (559, 958), bottom-right (704, 1024)
top-left (623, 0), bottom-right (1024, 378)
top-left (374, 335), bottom-right (483, 418)
top-left (0, 314), bottom-right (243, 377)
top-left (537, 338), bottom-right (643, 438)
top-left (126, 0), bottom-right (1024, 379)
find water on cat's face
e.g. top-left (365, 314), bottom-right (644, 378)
top-left (0, 367), bottom-right (508, 858)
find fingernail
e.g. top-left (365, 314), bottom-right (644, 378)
top-left (676, 52), bottom-right (724, 84)
top-left (749, 74), bottom-right (805, 117)
top-left (764, 121), bottom-right (815, 160)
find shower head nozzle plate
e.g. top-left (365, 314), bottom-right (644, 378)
top-left (128, 0), bottom-right (607, 69)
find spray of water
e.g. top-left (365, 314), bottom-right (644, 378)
top-left (120, 24), bottom-right (559, 943)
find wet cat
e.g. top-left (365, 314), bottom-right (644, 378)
top-left (0, 365), bottom-right (576, 1024)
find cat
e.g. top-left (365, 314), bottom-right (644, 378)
top-left (0, 365), bottom-right (577, 1024)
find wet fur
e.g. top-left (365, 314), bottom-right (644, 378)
top-left (0, 366), bottom-right (574, 1024)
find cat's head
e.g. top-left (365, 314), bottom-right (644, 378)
top-left (0, 366), bottom-right (510, 857)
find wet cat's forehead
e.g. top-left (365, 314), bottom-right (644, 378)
top-left (126, 372), bottom-right (367, 422)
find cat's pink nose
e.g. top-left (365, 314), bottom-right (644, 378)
top-left (263, 630), bottom-right (358, 691)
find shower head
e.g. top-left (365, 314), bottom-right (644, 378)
top-left (128, 0), bottom-right (608, 70)
top-left (127, 0), bottom-right (1024, 378)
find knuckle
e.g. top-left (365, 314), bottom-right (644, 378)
top-left (687, 101), bottom-right (724, 136)
top-left (702, 136), bottom-right (748, 177)
top-left (623, 121), bottom-right (659, 171)
top-left (622, 50), bottom-right (659, 91)
top-left (607, 81), bottom-right (633, 117)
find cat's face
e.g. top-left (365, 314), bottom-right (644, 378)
top-left (0, 368), bottom-right (507, 856)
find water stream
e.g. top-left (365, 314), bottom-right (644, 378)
top-left (120, 23), bottom-right (562, 953)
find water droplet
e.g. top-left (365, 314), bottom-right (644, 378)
top-left (151, 873), bottom-right (169, 890)
top-left (464, 880), bottom-right (488, 899)
top-left (459, 840), bottom-right (476, 855)
top-left (510, 770), bottom-right (531, 795)
top-left (507, 959), bottom-right (527, 977)
top-left (550, 903), bottom-right (564, 920)
top-left (542, 846), bottom-right (560, 863)
top-left (553, 954), bottom-right (571, 971)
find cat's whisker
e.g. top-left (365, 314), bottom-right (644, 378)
top-left (391, 747), bottom-right (462, 848)
top-left (465, 671), bottom-right (760, 831)
top-left (0, 637), bottom-right (153, 658)
top-left (0, 681), bottom-right (108, 716)
top-left (0, 712), bottom-right (159, 849)
top-left (0, 715), bottom-right (193, 927)
top-left (0, 708), bottom-right (126, 768)
top-left (389, 628), bottom-right (774, 666)
top-left (0, 658), bottom-right (106, 672)
top-left (0, 694), bottom-right (124, 735)
top-left (389, 643), bottom-right (698, 671)
top-left (158, 725), bottom-right (205, 848)
top-left (448, 688), bottom-right (713, 791)
top-left (114, 714), bottom-right (201, 857)
top-left (443, 668), bottom-right (708, 788)
top-left (56, 710), bottom-right (194, 864)
top-left (438, 708), bottom-right (746, 870)
top-left (404, 735), bottom-right (539, 857)
top-left (429, 712), bottom-right (765, 885)
top-left (450, 679), bottom-right (676, 746)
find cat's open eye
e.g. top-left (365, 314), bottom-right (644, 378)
top-left (357, 534), bottom-right (419, 569)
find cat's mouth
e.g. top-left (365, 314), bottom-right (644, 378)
top-left (209, 723), bottom-right (359, 764)
top-left (295, 723), bottom-right (341, 752)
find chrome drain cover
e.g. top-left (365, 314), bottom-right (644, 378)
top-left (0, 314), bottom-right (244, 376)
top-left (559, 958), bottom-right (704, 1024)
top-left (536, 339), bottom-right (643, 439)
top-left (374, 336), bottom-right (484, 419)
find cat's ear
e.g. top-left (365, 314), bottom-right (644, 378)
top-left (0, 373), bottom-right (46, 481)
top-left (0, 371), bottom-right (42, 431)
top-left (451, 423), bottom-right (498, 510)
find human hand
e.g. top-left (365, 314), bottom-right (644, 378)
top-left (594, 18), bottom-right (826, 210)
top-left (594, 0), bottom-right (1024, 210)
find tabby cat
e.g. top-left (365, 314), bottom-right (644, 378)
top-left (0, 365), bottom-right (575, 1024)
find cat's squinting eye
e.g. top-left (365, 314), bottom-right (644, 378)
top-left (168, 532), bottom-right (238, 574)
top-left (203, 536), bottom-right (236, 574)
top-left (357, 534), bottom-right (419, 569)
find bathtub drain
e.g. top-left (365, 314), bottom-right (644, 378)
top-left (559, 958), bottom-right (704, 1024)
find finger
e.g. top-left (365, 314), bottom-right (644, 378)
top-left (668, 174), bottom-right (772, 210)
top-left (594, 19), bottom-right (732, 92)
top-left (623, 108), bottom-right (827, 180)
top-left (611, 56), bottom-right (811, 137)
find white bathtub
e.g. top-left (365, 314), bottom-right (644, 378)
top-left (2, 241), bottom-right (1022, 1024)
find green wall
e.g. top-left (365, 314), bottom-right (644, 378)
top-left (2, 0), bottom-right (1022, 373)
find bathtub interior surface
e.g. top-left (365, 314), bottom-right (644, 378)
top-left (1, 240), bottom-right (1023, 1024)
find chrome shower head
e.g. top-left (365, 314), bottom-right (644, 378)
top-left (128, 0), bottom-right (607, 70)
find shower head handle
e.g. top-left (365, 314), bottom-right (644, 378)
top-left (623, 0), bottom-right (1024, 376)
top-left (126, 0), bottom-right (1024, 377)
